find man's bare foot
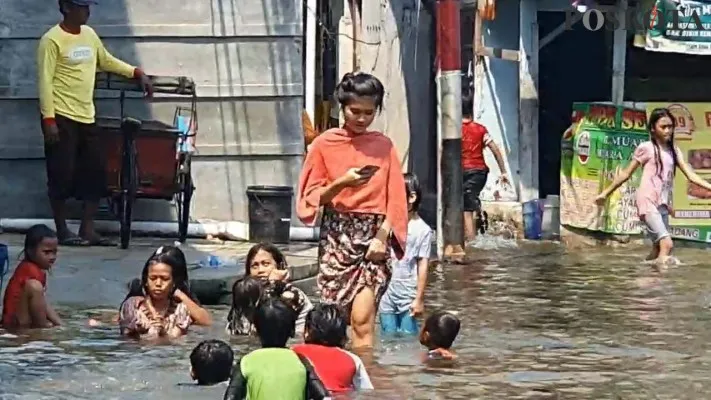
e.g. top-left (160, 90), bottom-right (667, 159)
top-left (79, 231), bottom-right (117, 247)
top-left (57, 231), bottom-right (91, 247)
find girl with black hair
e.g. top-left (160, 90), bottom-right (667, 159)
top-left (595, 107), bottom-right (711, 264)
top-left (297, 72), bottom-right (408, 348)
top-left (226, 242), bottom-right (313, 336)
top-left (2, 224), bottom-right (61, 329)
top-left (118, 247), bottom-right (212, 338)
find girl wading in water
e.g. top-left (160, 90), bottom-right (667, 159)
top-left (297, 72), bottom-right (408, 348)
top-left (595, 107), bottom-right (711, 265)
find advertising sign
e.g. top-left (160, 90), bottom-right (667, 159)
top-left (560, 103), bottom-right (648, 234)
top-left (637, 0), bottom-right (711, 55)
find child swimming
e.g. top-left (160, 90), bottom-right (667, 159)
top-left (225, 276), bottom-right (263, 335)
top-left (190, 339), bottom-right (234, 386)
top-left (419, 311), bottom-right (461, 360)
top-left (118, 249), bottom-right (212, 339)
top-left (223, 297), bottom-right (331, 400)
top-left (379, 173), bottom-right (432, 334)
top-left (226, 275), bottom-right (311, 337)
top-left (1, 224), bottom-right (61, 329)
top-left (293, 303), bottom-right (373, 393)
top-left (595, 108), bottom-right (711, 264)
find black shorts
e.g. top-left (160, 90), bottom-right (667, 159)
top-left (463, 169), bottom-right (488, 212)
top-left (44, 114), bottom-right (107, 201)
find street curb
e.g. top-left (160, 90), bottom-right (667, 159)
top-left (179, 260), bottom-right (318, 306)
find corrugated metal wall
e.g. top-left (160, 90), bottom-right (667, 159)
top-left (0, 0), bottom-right (304, 223)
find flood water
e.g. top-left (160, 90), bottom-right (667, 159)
top-left (3, 238), bottom-right (711, 399)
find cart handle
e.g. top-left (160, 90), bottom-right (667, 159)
top-left (95, 72), bottom-right (196, 96)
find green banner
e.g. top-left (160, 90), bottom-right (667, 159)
top-left (561, 102), bottom-right (711, 242)
top-left (560, 103), bottom-right (649, 234)
top-left (635, 0), bottom-right (711, 55)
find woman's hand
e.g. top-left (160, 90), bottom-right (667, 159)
top-left (150, 317), bottom-right (166, 336)
top-left (338, 168), bottom-right (371, 187)
top-left (268, 268), bottom-right (289, 282)
top-left (365, 237), bottom-right (388, 262)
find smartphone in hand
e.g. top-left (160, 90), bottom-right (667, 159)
top-left (358, 165), bottom-right (380, 178)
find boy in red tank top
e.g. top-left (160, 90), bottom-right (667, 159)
top-left (461, 90), bottom-right (509, 241)
top-left (292, 303), bottom-right (373, 393)
top-left (2, 225), bottom-right (61, 329)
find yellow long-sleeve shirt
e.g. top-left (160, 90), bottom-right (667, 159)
top-left (37, 24), bottom-right (137, 124)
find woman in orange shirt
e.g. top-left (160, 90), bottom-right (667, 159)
top-left (297, 72), bottom-right (408, 348)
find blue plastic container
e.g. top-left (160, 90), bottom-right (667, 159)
top-left (0, 243), bottom-right (9, 289)
top-left (522, 199), bottom-right (543, 240)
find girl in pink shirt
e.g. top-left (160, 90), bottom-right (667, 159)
top-left (595, 108), bottom-right (711, 264)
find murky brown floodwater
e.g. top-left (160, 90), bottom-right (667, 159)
top-left (3, 237), bottom-right (711, 399)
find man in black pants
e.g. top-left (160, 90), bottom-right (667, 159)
top-left (38, 0), bottom-right (152, 245)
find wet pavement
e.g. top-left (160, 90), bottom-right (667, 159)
top-left (4, 236), bottom-right (711, 399)
top-left (0, 234), bottom-right (318, 307)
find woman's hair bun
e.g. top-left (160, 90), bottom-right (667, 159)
top-left (335, 72), bottom-right (385, 111)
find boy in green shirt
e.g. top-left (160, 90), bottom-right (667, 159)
top-left (223, 297), bottom-right (330, 400)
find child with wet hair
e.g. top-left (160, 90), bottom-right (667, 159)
top-left (419, 311), bottom-right (461, 360)
top-left (293, 303), bottom-right (374, 393)
top-left (225, 276), bottom-right (263, 335)
top-left (223, 297), bottom-right (331, 400)
top-left (1, 224), bottom-right (61, 329)
top-left (190, 339), bottom-right (234, 386)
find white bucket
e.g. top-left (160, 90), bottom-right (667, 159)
top-left (541, 195), bottom-right (561, 240)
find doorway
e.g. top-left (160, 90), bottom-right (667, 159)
top-left (537, 12), bottom-right (612, 197)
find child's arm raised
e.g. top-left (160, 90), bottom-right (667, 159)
top-left (595, 159), bottom-right (641, 204)
top-left (675, 147), bottom-right (711, 191)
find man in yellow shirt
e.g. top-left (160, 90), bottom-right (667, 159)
top-left (38, 0), bottom-right (152, 246)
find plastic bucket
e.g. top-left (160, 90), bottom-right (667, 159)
top-left (246, 185), bottom-right (294, 244)
top-left (522, 199), bottom-right (543, 240)
top-left (0, 243), bottom-right (9, 291)
top-left (541, 195), bottom-right (560, 240)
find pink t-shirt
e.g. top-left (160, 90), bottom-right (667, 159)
top-left (633, 141), bottom-right (677, 216)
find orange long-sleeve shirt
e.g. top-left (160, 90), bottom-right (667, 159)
top-left (297, 128), bottom-right (408, 258)
top-left (37, 24), bottom-right (137, 124)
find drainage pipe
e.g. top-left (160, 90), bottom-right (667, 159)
top-left (304, 0), bottom-right (318, 128)
top-left (0, 219), bottom-right (320, 242)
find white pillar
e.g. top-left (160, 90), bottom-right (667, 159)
top-left (304, 0), bottom-right (318, 123)
top-left (518, 0), bottom-right (539, 202)
top-left (612, 0), bottom-right (628, 105)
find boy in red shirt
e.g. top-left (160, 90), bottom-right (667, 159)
top-left (461, 90), bottom-right (509, 241)
top-left (293, 303), bottom-right (373, 393)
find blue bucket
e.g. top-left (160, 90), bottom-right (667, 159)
top-left (0, 243), bottom-right (9, 290)
top-left (522, 200), bottom-right (543, 240)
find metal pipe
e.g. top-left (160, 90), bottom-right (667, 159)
top-left (305, 0), bottom-right (318, 124)
top-left (436, 0), bottom-right (464, 259)
top-left (0, 219), bottom-right (320, 242)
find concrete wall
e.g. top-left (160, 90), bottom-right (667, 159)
top-left (355, 0), bottom-right (436, 221)
top-left (463, 0), bottom-right (520, 202)
top-left (0, 0), bottom-right (303, 224)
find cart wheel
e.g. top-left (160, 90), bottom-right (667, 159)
top-left (177, 172), bottom-right (194, 243)
top-left (119, 145), bottom-right (138, 249)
